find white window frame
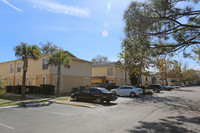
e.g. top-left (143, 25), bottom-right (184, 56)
top-left (10, 63), bottom-right (14, 74)
top-left (107, 68), bottom-right (113, 76)
top-left (16, 77), bottom-right (20, 85)
top-left (16, 62), bottom-right (21, 73)
top-left (9, 77), bottom-right (12, 86)
top-left (42, 58), bottom-right (49, 70)
top-left (42, 75), bottom-right (46, 84)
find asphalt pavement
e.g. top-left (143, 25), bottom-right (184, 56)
top-left (0, 87), bottom-right (200, 133)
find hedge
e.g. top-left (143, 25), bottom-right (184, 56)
top-left (40, 84), bottom-right (55, 95)
top-left (6, 84), bottom-right (55, 95)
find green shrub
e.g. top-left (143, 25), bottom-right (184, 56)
top-left (10, 86), bottom-right (22, 94)
top-left (40, 84), bottom-right (55, 95)
top-left (144, 89), bottom-right (154, 95)
top-left (0, 79), bottom-right (5, 95)
top-left (26, 86), bottom-right (41, 94)
top-left (6, 86), bottom-right (12, 92)
top-left (0, 87), bottom-right (4, 95)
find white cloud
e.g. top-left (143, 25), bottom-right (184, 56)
top-left (102, 30), bottom-right (108, 37)
top-left (1, 0), bottom-right (23, 12)
top-left (29, 0), bottom-right (90, 17)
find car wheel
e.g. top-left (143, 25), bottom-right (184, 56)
top-left (74, 96), bottom-right (78, 101)
top-left (130, 92), bottom-right (135, 98)
top-left (96, 97), bottom-right (102, 104)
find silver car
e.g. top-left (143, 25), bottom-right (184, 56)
top-left (111, 85), bottom-right (143, 97)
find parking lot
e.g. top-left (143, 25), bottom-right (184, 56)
top-left (0, 87), bottom-right (200, 133)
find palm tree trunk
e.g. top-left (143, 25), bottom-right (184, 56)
top-left (21, 58), bottom-right (28, 100)
top-left (56, 65), bottom-right (61, 97)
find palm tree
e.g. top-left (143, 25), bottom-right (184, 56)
top-left (14, 43), bottom-right (40, 100)
top-left (48, 50), bottom-right (70, 97)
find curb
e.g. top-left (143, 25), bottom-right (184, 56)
top-left (0, 101), bottom-right (53, 110)
top-left (0, 105), bottom-right (20, 110)
top-left (54, 101), bottom-right (93, 108)
top-left (23, 101), bottom-right (53, 107)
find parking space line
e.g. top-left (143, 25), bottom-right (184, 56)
top-left (0, 123), bottom-right (15, 130)
top-left (30, 108), bottom-right (71, 116)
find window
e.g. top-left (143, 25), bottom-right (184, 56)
top-left (9, 77), bottom-right (12, 86)
top-left (42, 75), bottom-right (46, 84)
top-left (16, 77), bottom-right (20, 85)
top-left (42, 58), bottom-right (48, 70)
top-left (107, 68), bottom-right (113, 75)
top-left (17, 62), bottom-right (21, 72)
top-left (10, 63), bottom-right (14, 73)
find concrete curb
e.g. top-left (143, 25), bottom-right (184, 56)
top-left (0, 101), bottom-right (53, 110)
top-left (23, 101), bottom-right (53, 107)
top-left (54, 101), bottom-right (93, 108)
top-left (0, 105), bottom-right (20, 110)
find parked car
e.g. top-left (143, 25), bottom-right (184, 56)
top-left (71, 87), bottom-right (117, 104)
top-left (169, 84), bottom-right (180, 88)
top-left (110, 85), bottom-right (143, 97)
top-left (147, 84), bottom-right (163, 93)
top-left (159, 84), bottom-right (173, 91)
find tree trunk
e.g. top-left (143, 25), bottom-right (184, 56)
top-left (21, 58), bottom-right (28, 100)
top-left (137, 54), bottom-right (144, 87)
top-left (56, 65), bottom-right (61, 97)
top-left (165, 73), bottom-right (168, 86)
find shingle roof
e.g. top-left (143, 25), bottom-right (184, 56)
top-left (92, 62), bottom-right (118, 67)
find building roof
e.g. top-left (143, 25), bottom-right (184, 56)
top-left (0, 51), bottom-right (91, 64)
top-left (92, 62), bottom-right (118, 67)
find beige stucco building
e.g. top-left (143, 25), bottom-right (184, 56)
top-left (0, 52), bottom-right (92, 93)
top-left (91, 62), bottom-right (130, 86)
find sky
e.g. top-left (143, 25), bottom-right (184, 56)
top-left (0, 0), bottom-right (133, 62)
top-left (0, 0), bottom-right (199, 69)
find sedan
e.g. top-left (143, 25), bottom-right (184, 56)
top-left (71, 87), bottom-right (117, 104)
top-left (111, 85), bottom-right (143, 97)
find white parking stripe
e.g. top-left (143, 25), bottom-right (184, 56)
top-left (0, 123), bottom-right (15, 130)
top-left (31, 108), bottom-right (71, 116)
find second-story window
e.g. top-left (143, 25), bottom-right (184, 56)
top-left (17, 62), bottom-right (21, 72)
top-left (107, 68), bottom-right (113, 75)
top-left (42, 58), bottom-right (49, 70)
top-left (10, 63), bottom-right (14, 73)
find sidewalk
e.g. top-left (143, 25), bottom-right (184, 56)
top-left (51, 99), bottom-right (97, 108)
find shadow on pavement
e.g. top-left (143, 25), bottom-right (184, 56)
top-left (70, 100), bottom-right (117, 107)
top-left (131, 95), bottom-right (200, 112)
top-left (128, 115), bottom-right (200, 133)
top-left (173, 89), bottom-right (195, 92)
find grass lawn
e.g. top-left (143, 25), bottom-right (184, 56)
top-left (0, 93), bottom-right (72, 108)
top-left (54, 96), bottom-right (72, 101)
top-left (0, 94), bottom-right (50, 107)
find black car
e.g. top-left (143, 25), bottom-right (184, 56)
top-left (71, 87), bottom-right (117, 104)
top-left (147, 85), bottom-right (163, 93)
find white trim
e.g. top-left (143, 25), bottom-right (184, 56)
top-left (42, 58), bottom-right (49, 70)
top-left (9, 77), bottom-right (12, 86)
top-left (9, 63), bottom-right (14, 74)
top-left (16, 62), bottom-right (21, 73)
top-left (16, 77), bottom-right (20, 85)
top-left (42, 75), bottom-right (46, 84)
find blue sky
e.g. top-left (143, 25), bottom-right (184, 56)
top-left (0, 0), bottom-right (133, 63)
top-left (0, 0), bottom-right (199, 69)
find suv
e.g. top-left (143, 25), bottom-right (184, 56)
top-left (71, 87), bottom-right (117, 104)
top-left (147, 85), bottom-right (163, 93)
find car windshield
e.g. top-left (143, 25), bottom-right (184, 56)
top-left (98, 88), bottom-right (110, 93)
